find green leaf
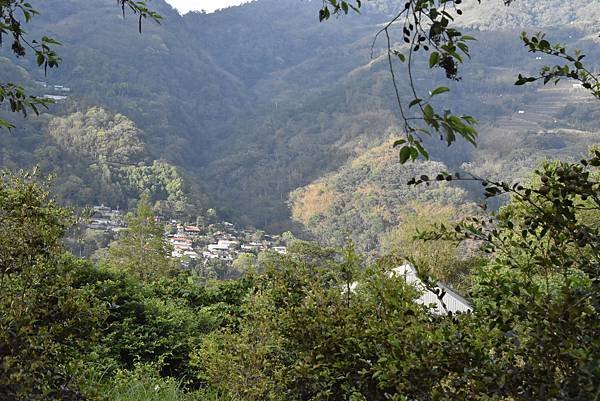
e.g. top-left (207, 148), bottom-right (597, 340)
top-left (429, 86), bottom-right (450, 97)
top-left (409, 98), bottom-right (422, 108)
top-left (399, 146), bottom-right (412, 164)
top-left (429, 52), bottom-right (440, 68)
top-left (0, 118), bottom-right (14, 130)
top-left (457, 42), bottom-right (469, 57)
top-left (423, 104), bottom-right (434, 121)
top-left (413, 141), bottom-right (429, 159)
top-left (450, 51), bottom-right (463, 63)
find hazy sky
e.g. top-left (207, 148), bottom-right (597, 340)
top-left (165, 0), bottom-right (251, 13)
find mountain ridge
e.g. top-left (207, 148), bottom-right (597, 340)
top-left (0, 0), bottom-right (598, 232)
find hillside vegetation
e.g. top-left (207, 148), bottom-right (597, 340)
top-left (457, 0), bottom-right (600, 31)
top-left (289, 139), bottom-right (474, 252)
top-left (0, 0), bottom-right (599, 233)
top-left (0, 1), bottom-right (599, 400)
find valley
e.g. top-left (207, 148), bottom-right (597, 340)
top-left (1, 1), bottom-right (599, 399)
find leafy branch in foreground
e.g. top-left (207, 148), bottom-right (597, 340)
top-left (0, 1), bottom-right (62, 129)
top-left (409, 150), bottom-right (600, 278)
top-left (404, 153), bottom-right (600, 400)
top-left (117, 0), bottom-right (164, 33)
top-left (0, 83), bottom-right (53, 129)
top-left (318, 0), bottom-right (361, 21)
top-left (321, 0), bottom-right (480, 162)
top-left (0, 1), bottom-right (161, 130)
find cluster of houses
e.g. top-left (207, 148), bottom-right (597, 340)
top-left (88, 204), bottom-right (126, 231)
top-left (85, 206), bottom-right (471, 314)
top-left (87, 205), bottom-right (287, 267)
top-left (166, 221), bottom-right (287, 266)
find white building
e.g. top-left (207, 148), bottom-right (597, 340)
top-left (208, 240), bottom-right (238, 252)
top-left (43, 94), bottom-right (68, 101)
top-left (208, 243), bottom-right (229, 252)
top-left (273, 246), bottom-right (287, 254)
top-left (183, 250), bottom-right (199, 259)
top-left (392, 264), bottom-right (472, 315)
top-left (347, 264), bottom-right (472, 315)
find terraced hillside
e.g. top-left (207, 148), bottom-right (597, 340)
top-left (494, 81), bottom-right (596, 131)
top-left (467, 81), bottom-right (599, 184)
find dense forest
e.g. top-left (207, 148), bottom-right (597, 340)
top-left (1, 0), bottom-right (599, 400)
top-left (2, 154), bottom-right (599, 400)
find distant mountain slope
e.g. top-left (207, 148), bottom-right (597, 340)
top-left (0, 0), bottom-right (598, 232)
top-left (369, 0), bottom-right (600, 31)
top-left (290, 78), bottom-right (600, 249)
top-left (457, 0), bottom-right (600, 31)
top-left (23, 0), bottom-right (250, 162)
top-left (289, 138), bottom-right (472, 252)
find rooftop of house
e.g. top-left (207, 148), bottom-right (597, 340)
top-left (391, 264), bottom-right (472, 315)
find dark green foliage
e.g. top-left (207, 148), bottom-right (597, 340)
top-left (0, 171), bottom-right (251, 399)
top-left (83, 270), bottom-right (206, 381)
top-left (107, 194), bottom-right (174, 280)
top-left (0, 171), bottom-right (106, 400)
top-left (410, 152), bottom-right (600, 400)
top-left (199, 243), bottom-right (464, 401)
top-left (201, 153), bottom-right (600, 400)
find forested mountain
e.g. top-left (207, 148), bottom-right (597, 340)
top-left (291, 80), bottom-right (600, 251)
top-left (12, 106), bottom-right (206, 213)
top-left (1, 0), bottom-right (599, 233)
top-left (2, 2), bottom-right (599, 400)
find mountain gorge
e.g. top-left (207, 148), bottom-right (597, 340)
top-left (1, 0), bottom-right (599, 235)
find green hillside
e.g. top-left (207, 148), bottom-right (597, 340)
top-left (1, 0), bottom-right (599, 232)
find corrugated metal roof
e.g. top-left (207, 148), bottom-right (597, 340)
top-left (392, 264), bottom-right (472, 315)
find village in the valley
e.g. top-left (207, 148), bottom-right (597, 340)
top-left (86, 204), bottom-right (287, 270)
